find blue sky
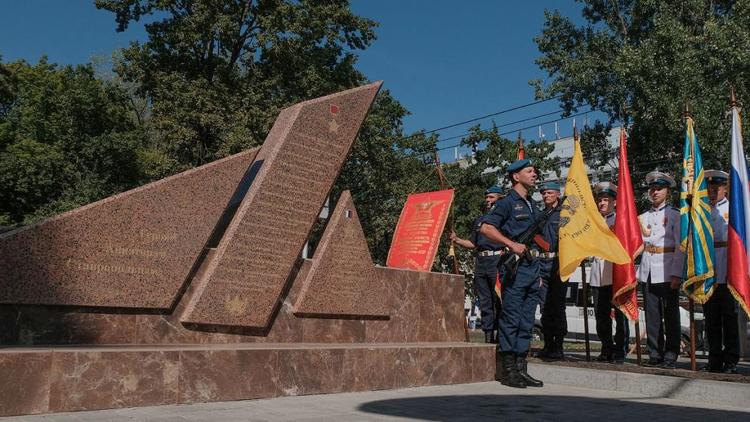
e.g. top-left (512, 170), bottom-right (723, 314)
top-left (0, 1), bottom-right (600, 161)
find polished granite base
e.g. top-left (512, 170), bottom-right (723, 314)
top-left (0, 265), bottom-right (466, 346)
top-left (0, 343), bottom-right (494, 416)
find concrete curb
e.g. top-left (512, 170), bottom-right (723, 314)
top-left (528, 363), bottom-right (750, 408)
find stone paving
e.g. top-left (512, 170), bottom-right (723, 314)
top-left (3, 379), bottom-right (749, 422)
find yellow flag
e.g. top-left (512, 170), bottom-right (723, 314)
top-left (559, 140), bottom-right (630, 280)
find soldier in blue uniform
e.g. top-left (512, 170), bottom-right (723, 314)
top-left (479, 159), bottom-right (543, 388)
top-left (450, 186), bottom-right (505, 343)
top-left (536, 181), bottom-right (566, 361)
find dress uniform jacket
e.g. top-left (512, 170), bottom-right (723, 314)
top-left (705, 195), bottom-right (740, 370)
top-left (590, 212), bottom-right (616, 287)
top-left (711, 197), bottom-right (729, 283)
top-left (637, 204), bottom-right (684, 283)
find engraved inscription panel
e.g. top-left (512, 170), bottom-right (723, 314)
top-left (181, 82), bottom-right (382, 328)
top-left (293, 191), bottom-right (387, 318)
top-left (0, 149), bottom-right (258, 308)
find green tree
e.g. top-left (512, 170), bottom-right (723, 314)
top-left (95, 0), bottom-right (378, 169)
top-left (96, 0), bottom-right (443, 265)
top-left (533, 0), bottom-right (750, 177)
top-left (0, 58), bottom-right (145, 225)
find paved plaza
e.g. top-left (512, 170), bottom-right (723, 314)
top-left (4, 377), bottom-right (748, 422)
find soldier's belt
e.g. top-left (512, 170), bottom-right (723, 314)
top-left (714, 241), bottom-right (728, 248)
top-left (645, 246), bottom-right (675, 254)
top-left (529, 250), bottom-right (557, 259)
top-left (478, 250), bottom-right (503, 257)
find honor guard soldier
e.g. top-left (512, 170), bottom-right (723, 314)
top-left (590, 182), bottom-right (629, 363)
top-left (535, 181), bottom-right (566, 361)
top-left (638, 171), bottom-right (684, 368)
top-left (703, 170), bottom-right (740, 373)
top-left (479, 159), bottom-right (544, 388)
top-left (450, 186), bottom-right (505, 344)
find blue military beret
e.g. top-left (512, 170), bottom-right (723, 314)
top-left (507, 159), bottom-right (533, 174)
top-left (485, 186), bottom-right (503, 195)
top-left (705, 169), bottom-right (729, 184)
top-left (538, 181), bottom-right (561, 192)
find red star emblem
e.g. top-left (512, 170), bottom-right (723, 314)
top-left (330, 104), bottom-right (339, 115)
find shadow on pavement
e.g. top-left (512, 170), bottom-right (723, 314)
top-left (358, 394), bottom-right (749, 421)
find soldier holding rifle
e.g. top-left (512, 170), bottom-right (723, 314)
top-left (479, 159), bottom-right (551, 389)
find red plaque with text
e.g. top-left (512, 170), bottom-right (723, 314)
top-left (386, 189), bottom-right (454, 272)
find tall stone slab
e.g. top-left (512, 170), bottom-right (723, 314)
top-left (0, 149), bottom-right (258, 309)
top-left (293, 191), bottom-right (387, 318)
top-left (181, 82), bottom-right (382, 329)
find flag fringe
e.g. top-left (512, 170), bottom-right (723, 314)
top-left (728, 282), bottom-right (750, 319)
top-left (681, 272), bottom-right (716, 304)
top-left (612, 281), bottom-right (638, 321)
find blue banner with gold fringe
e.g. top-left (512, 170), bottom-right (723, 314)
top-left (679, 117), bottom-right (715, 303)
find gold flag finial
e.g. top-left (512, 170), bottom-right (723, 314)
top-left (683, 102), bottom-right (692, 119)
top-left (730, 87), bottom-right (739, 108)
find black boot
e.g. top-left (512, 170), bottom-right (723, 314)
top-left (595, 349), bottom-right (614, 362)
top-left (484, 330), bottom-right (493, 344)
top-left (517, 356), bottom-right (543, 387)
top-left (547, 336), bottom-right (564, 361)
top-left (536, 334), bottom-right (552, 359)
top-left (498, 352), bottom-right (526, 388)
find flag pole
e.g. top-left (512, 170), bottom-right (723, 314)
top-left (581, 261), bottom-right (591, 361)
top-left (572, 122), bottom-right (591, 361)
top-left (683, 103), bottom-right (698, 371)
top-left (627, 122), bottom-right (643, 366)
top-left (614, 114), bottom-right (644, 367)
top-left (435, 150), bottom-right (470, 343)
top-left (634, 320), bottom-right (642, 365)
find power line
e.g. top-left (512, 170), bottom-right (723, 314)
top-left (420, 95), bottom-right (563, 135)
top-left (435, 110), bottom-right (594, 153)
top-left (435, 107), bottom-right (591, 144)
top-left (399, 95), bottom-right (563, 142)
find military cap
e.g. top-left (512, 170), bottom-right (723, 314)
top-left (506, 158), bottom-right (533, 174)
top-left (485, 186), bottom-right (503, 195)
top-left (646, 171), bottom-right (676, 188)
top-left (705, 169), bottom-right (729, 185)
top-left (538, 181), bottom-right (561, 192)
top-left (593, 181), bottom-right (618, 197)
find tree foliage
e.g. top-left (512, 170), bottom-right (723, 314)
top-left (95, 0), bottom-right (378, 169)
top-left (0, 58), bottom-right (146, 226)
top-left (533, 0), bottom-right (750, 177)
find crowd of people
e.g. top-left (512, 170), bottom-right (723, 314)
top-left (451, 159), bottom-right (741, 389)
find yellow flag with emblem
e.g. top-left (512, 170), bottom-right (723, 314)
top-left (559, 139), bottom-right (631, 281)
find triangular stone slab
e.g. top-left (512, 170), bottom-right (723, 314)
top-left (293, 191), bottom-right (388, 318)
top-left (180, 82), bottom-right (382, 329)
top-left (0, 149), bottom-right (258, 309)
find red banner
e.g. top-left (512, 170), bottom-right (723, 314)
top-left (612, 129), bottom-right (643, 321)
top-left (386, 189), bottom-right (454, 271)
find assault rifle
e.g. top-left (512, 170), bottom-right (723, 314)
top-left (498, 196), bottom-right (566, 275)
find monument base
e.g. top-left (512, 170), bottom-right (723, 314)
top-left (0, 342), bottom-right (494, 416)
